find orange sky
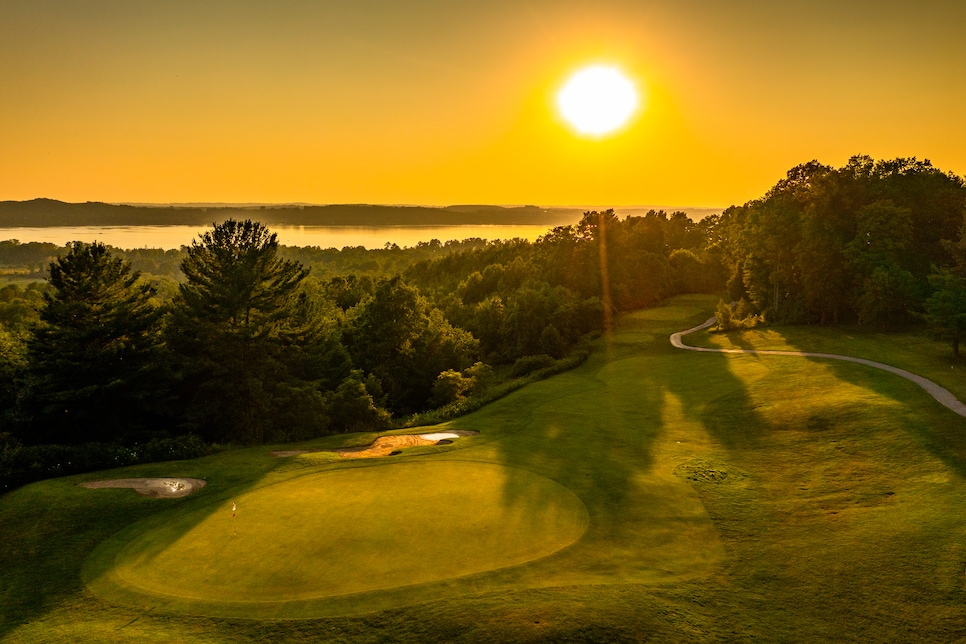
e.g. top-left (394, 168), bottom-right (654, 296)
top-left (2, 1), bottom-right (965, 209)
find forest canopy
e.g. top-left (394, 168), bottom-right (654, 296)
top-left (716, 156), bottom-right (966, 333)
top-left (0, 207), bottom-right (722, 454)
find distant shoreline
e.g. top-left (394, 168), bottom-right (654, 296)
top-left (0, 199), bottom-right (723, 228)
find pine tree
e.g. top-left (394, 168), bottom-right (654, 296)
top-left (168, 219), bottom-right (334, 442)
top-left (23, 242), bottom-right (165, 444)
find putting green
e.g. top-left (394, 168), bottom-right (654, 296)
top-left (90, 460), bottom-right (588, 607)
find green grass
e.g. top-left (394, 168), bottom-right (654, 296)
top-left (694, 322), bottom-right (966, 401)
top-left (3, 294), bottom-right (966, 642)
top-left (87, 461), bottom-right (588, 615)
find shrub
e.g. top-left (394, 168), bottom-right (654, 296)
top-left (403, 350), bottom-right (589, 427)
top-left (463, 361), bottom-right (494, 395)
top-left (712, 299), bottom-right (763, 332)
top-left (510, 354), bottom-right (555, 378)
top-left (430, 369), bottom-right (473, 408)
top-left (325, 371), bottom-right (392, 433)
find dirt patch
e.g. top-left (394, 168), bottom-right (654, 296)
top-left (78, 477), bottom-right (207, 498)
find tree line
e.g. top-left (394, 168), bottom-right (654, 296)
top-left (0, 236), bottom-right (493, 283)
top-left (713, 156), bottom-right (966, 353)
top-left (0, 210), bottom-right (723, 452)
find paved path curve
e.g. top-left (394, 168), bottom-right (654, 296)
top-left (671, 316), bottom-right (966, 418)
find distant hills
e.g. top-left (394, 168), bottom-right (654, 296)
top-left (0, 199), bottom-right (586, 228)
top-left (0, 199), bottom-right (722, 228)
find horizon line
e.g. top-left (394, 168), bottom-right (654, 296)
top-left (7, 197), bottom-right (728, 212)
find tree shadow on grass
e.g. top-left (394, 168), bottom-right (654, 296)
top-left (468, 296), bottom-right (767, 588)
top-left (806, 354), bottom-right (966, 479)
top-left (721, 329), bottom-right (760, 353)
top-left (679, 319), bottom-right (966, 476)
top-left (470, 301), bottom-right (966, 641)
top-left (726, 324), bottom-right (966, 480)
top-left (673, 322), bottom-right (966, 636)
top-left (0, 441), bottom-right (306, 639)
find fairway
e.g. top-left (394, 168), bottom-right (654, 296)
top-left (7, 294), bottom-right (966, 641)
top-left (90, 461), bottom-right (588, 606)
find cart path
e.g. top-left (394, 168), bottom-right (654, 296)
top-left (671, 316), bottom-right (966, 418)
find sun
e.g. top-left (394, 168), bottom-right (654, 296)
top-left (557, 65), bottom-right (639, 137)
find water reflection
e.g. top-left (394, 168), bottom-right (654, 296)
top-left (0, 224), bottom-right (556, 250)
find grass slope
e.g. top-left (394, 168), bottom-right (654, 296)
top-left (89, 461), bottom-right (587, 611)
top-left (3, 295), bottom-right (966, 642)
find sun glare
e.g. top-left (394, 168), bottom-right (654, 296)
top-left (557, 65), bottom-right (639, 137)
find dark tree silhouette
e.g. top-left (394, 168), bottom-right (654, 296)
top-left (168, 219), bottom-right (331, 443)
top-left (22, 242), bottom-right (165, 444)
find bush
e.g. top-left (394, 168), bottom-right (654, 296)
top-left (539, 325), bottom-right (566, 359)
top-left (430, 369), bottom-right (473, 408)
top-left (403, 350), bottom-right (589, 427)
top-left (712, 299), bottom-right (763, 332)
top-left (325, 371), bottom-right (392, 433)
top-left (510, 354), bottom-right (555, 377)
top-left (462, 361), bottom-right (494, 395)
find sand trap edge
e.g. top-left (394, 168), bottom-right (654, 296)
top-left (78, 478), bottom-right (207, 498)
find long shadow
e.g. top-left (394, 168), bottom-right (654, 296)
top-left (0, 435), bottom-right (344, 638)
top-left (680, 317), bottom-right (966, 478)
top-left (453, 300), bottom-right (966, 639)
top-left (13, 300), bottom-right (960, 639)
top-left (723, 329), bottom-right (759, 353)
top-left (763, 326), bottom-right (966, 480)
top-left (677, 319), bottom-right (966, 472)
top-left (471, 296), bottom-right (767, 586)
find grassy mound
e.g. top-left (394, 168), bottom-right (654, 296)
top-left (86, 461), bottom-right (587, 613)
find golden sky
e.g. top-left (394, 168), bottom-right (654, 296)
top-left (2, 1), bottom-right (965, 208)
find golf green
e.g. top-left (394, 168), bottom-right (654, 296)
top-left (92, 460), bottom-right (588, 606)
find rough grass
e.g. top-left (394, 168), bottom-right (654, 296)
top-left (3, 294), bottom-right (966, 642)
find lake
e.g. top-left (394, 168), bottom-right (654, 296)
top-left (0, 224), bottom-right (560, 251)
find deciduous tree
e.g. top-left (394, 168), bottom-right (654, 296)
top-left (923, 268), bottom-right (966, 356)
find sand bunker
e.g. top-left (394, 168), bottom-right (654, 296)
top-left (78, 478), bottom-right (206, 498)
top-left (417, 432), bottom-right (460, 441)
top-left (336, 434), bottom-right (436, 459)
top-left (338, 430), bottom-right (478, 459)
top-left (271, 430), bottom-right (478, 459)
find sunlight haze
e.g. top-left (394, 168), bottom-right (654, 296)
top-left (2, 0), bottom-right (964, 207)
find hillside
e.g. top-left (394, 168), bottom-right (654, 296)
top-left (0, 199), bottom-right (584, 227)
